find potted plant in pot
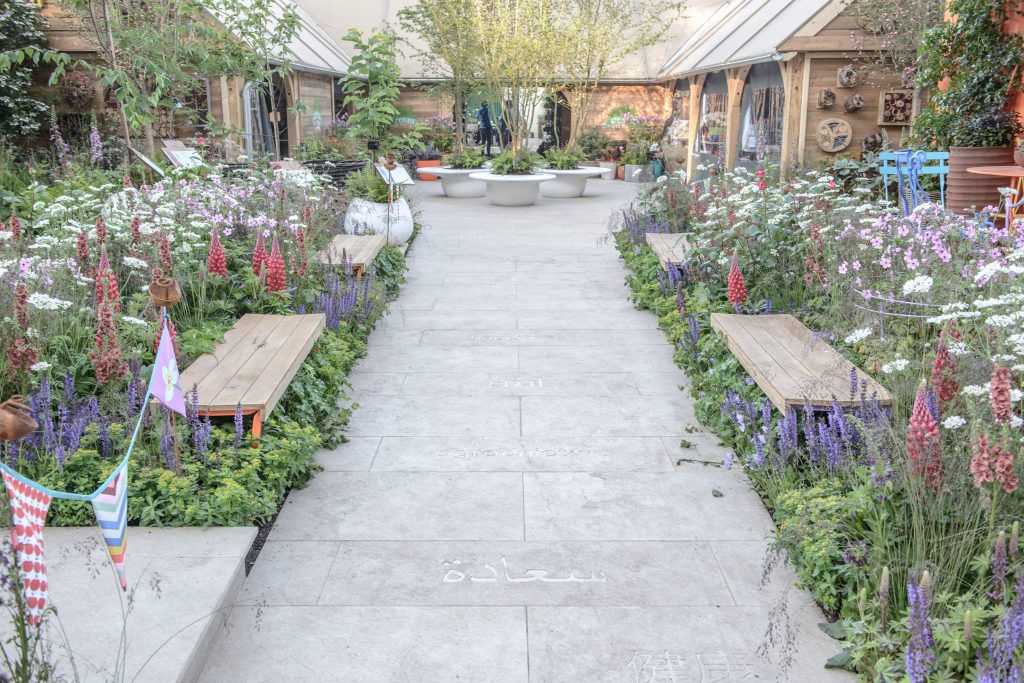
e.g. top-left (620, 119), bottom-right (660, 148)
top-left (412, 145), bottom-right (443, 181)
top-left (540, 147), bottom-right (604, 198)
top-left (914, 0), bottom-right (1024, 214)
top-left (576, 127), bottom-right (610, 167)
top-left (621, 144), bottom-right (652, 183)
top-left (423, 148), bottom-right (489, 197)
top-left (342, 158), bottom-right (415, 246)
top-left (470, 150), bottom-right (554, 206)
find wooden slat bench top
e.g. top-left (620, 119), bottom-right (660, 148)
top-left (318, 234), bottom-right (387, 273)
top-left (645, 232), bottom-right (691, 270)
top-left (179, 313), bottom-right (326, 421)
top-left (709, 313), bottom-right (892, 413)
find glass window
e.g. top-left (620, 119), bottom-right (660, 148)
top-left (736, 62), bottom-right (785, 175)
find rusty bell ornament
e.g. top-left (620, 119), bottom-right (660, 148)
top-left (0, 396), bottom-right (37, 441)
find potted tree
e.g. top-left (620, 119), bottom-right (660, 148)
top-left (915, 0), bottom-right (1024, 214)
top-left (621, 144), bottom-right (652, 183)
top-left (539, 147), bottom-right (604, 198)
top-left (425, 148), bottom-right (489, 197)
top-left (470, 150), bottom-right (555, 206)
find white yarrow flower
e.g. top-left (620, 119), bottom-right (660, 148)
top-left (942, 416), bottom-right (966, 430)
top-left (29, 361), bottom-right (50, 372)
top-left (844, 327), bottom-right (873, 344)
top-left (881, 358), bottom-right (910, 374)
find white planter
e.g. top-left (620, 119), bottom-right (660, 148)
top-left (540, 168), bottom-right (605, 198)
top-left (597, 161), bottom-right (618, 179)
top-left (624, 164), bottom-right (653, 183)
top-left (469, 172), bottom-right (556, 207)
top-left (418, 166), bottom-right (486, 198)
top-left (343, 197), bottom-right (414, 246)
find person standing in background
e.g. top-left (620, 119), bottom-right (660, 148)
top-left (477, 102), bottom-right (493, 157)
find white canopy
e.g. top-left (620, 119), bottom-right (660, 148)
top-left (657, 0), bottom-right (834, 79)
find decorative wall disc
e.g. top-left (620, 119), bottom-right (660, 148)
top-left (817, 118), bottom-right (853, 153)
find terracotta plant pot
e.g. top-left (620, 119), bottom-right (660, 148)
top-left (416, 159), bottom-right (441, 181)
top-left (1015, 149), bottom-right (1024, 169)
top-left (615, 165), bottom-right (625, 180)
top-left (149, 276), bottom-right (182, 308)
top-left (0, 396), bottom-right (37, 441)
top-left (947, 146), bottom-right (1014, 215)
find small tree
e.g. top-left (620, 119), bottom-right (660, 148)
top-left (560, 0), bottom-right (686, 149)
top-left (468, 0), bottom-right (570, 156)
top-left (0, 0), bottom-right (48, 137)
top-left (397, 0), bottom-right (482, 151)
top-left (210, 0), bottom-right (300, 160)
top-left (341, 29), bottom-right (402, 148)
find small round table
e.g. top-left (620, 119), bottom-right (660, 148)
top-left (966, 165), bottom-right (1024, 223)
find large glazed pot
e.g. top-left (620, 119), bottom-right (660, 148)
top-left (416, 159), bottom-right (442, 181)
top-left (420, 166), bottom-right (487, 198)
top-left (947, 146), bottom-right (1014, 215)
top-left (624, 163), bottom-right (653, 183)
top-left (343, 197), bottom-right (415, 246)
top-left (469, 172), bottom-right (556, 206)
top-left (540, 167), bottom-right (605, 198)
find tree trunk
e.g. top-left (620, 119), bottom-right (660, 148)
top-left (453, 84), bottom-right (466, 152)
top-left (144, 122), bottom-right (156, 159)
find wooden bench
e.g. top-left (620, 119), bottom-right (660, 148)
top-left (179, 313), bottom-right (326, 437)
top-left (710, 313), bottom-right (891, 413)
top-left (645, 232), bottom-right (691, 270)
top-left (318, 234), bottom-right (387, 277)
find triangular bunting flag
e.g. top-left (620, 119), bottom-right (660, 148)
top-left (91, 461), bottom-right (128, 590)
top-left (151, 319), bottom-right (185, 415)
top-left (3, 470), bottom-right (52, 629)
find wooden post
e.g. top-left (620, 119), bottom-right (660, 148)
top-left (724, 66), bottom-right (751, 170)
top-left (685, 74), bottom-right (706, 181)
top-left (779, 54), bottom-right (807, 179)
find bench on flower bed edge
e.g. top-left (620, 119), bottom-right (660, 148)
top-left (317, 233), bottom-right (387, 278)
top-left (709, 312), bottom-right (892, 414)
top-left (645, 232), bottom-right (692, 271)
top-left (178, 313), bottom-right (327, 438)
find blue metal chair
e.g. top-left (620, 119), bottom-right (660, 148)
top-left (879, 149), bottom-right (949, 215)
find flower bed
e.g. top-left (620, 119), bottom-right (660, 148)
top-left (0, 166), bottom-right (409, 527)
top-left (615, 170), bottom-right (1024, 680)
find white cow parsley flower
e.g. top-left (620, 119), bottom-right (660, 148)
top-left (844, 327), bottom-right (873, 344)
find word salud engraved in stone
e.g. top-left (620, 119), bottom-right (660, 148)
top-left (626, 651), bottom-right (759, 682)
top-left (442, 557), bottom-right (607, 584)
top-left (488, 377), bottom-right (543, 389)
top-left (436, 447), bottom-right (609, 459)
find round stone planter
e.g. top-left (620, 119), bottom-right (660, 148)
top-left (469, 172), bottom-right (556, 207)
top-left (342, 197), bottom-right (415, 246)
top-left (539, 167), bottom-right (605, 198)
top-left (420, 166), bottom-right (487, 198)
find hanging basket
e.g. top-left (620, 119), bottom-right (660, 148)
top-left (149, 276), bottom-right (181, 308)
top-left (0, 396), bottom-right (38, 442)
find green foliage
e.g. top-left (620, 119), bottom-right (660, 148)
top-left (342, 29), bottom-right (403, 143)
top-left (0, 0), bottom-right (48, 136)
top-left (775, 480), bottom-right (859, 614)
top-left (914, 0), bottom-right (1024, 148)
top-left (442, 148), bottom-right (485, 169)
top-left (489, 149), bottom-right (540, 175)
top-left (543, 147), bottom-right (581, 170)
top-left (344, 164), bottom-right (392, 202)
top-left (575, 128), bottom-right (611, 160)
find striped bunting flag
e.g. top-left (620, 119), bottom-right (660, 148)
top-left (91, 460), bottom-right (128, 590)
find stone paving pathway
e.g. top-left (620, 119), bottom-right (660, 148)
top-left (200, 180), bottom-right (850, 682)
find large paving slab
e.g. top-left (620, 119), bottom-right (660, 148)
top-left (201, 180), bottom-right (851, 680)
top-left (2, 527), bottom-right (254, 683)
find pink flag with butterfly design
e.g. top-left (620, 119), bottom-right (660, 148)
top-left (150, 319), bottom-right (186, 415)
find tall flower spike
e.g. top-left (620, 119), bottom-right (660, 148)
top-left (931, 336), bottom-right (959, 407)
top-left (130, 216), bottom-right (141, 246)
top-left (157, 232), bottom-right (172, 273)
top-left (907, 382), bottom-right (943, 492)
top-left (727, 256), bottom-right (748, 307)
top-left (990, 364), bottom-right (1012, 425)
top-left (8, 215), bottom-right (21, 241)
top-left (252, 232), bottom-right (267, 277)
top-left (992, 441), bottom-right (1018, 494)
top-left (13, 282), bottom-right (28, 331)
top-left (207, 228), bottom-right (227, 277)
top-left (76, 230), bottom-right (89, 267)
top-left (971, 432), bottom-right (995, 487)
top-left (95, 216), bottom-right (107, 245)
top-left (266, 236), bottom-right (286, 292)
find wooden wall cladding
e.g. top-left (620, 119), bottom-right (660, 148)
top-left (802, 56), bottom-right (906, 166)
